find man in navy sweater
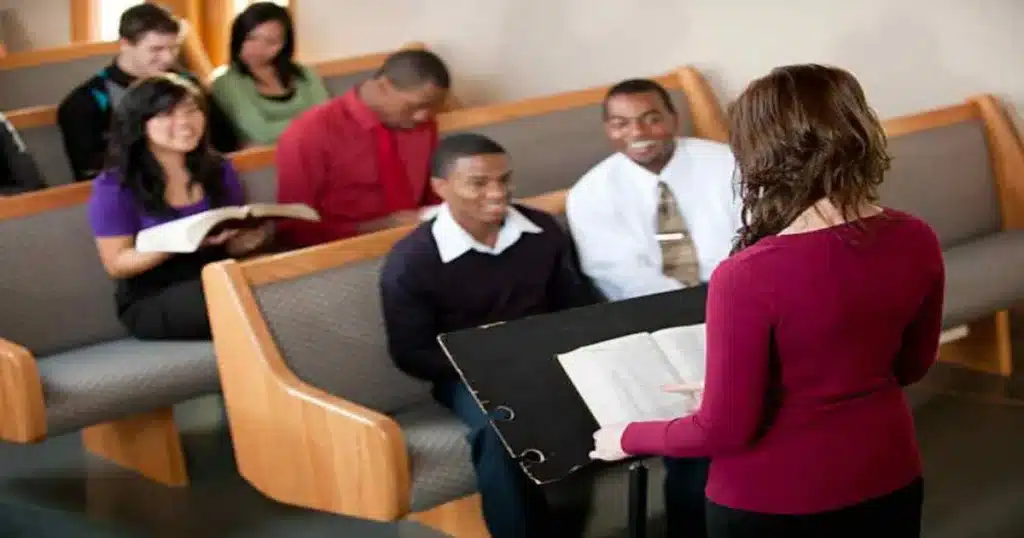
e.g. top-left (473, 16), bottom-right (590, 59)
top-left (380, 133), bottom-right (600, 537)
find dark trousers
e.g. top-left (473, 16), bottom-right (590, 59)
top-left (119, 278), bottom-right (211, 340)
top-left (434, 381), bottom-right (710, 538)
top-left (705, 478), bottom-right (923, 538)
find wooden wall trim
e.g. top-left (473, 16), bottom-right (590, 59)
top-left (0, 41), bottom-right (118, 71)
top-left (201, 0), bottom-right (233, 68)
top-left (70, 0), bottom-right (98, 43)
top-left (0, 337), bottom-right (47, 443)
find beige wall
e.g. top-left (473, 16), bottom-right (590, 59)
top-left (0, 0), bottom-right (70, 52)
top-left (3, 0), bottom-right (1021, 129)
top-left (294, 0), bottom-right (1023, 129)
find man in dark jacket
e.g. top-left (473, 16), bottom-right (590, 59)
top-left (56, 3), bottom-right (238, 182)
top-left (0, 111), bottom-right (45, 195)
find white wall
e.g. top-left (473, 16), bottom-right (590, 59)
top-left (295, 0), bottom-right (1023, 128)
top-left (0, 0), bottom-right (70, 52)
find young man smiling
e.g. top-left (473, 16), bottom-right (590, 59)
top-left (380, 133), bottom-right (600, 538)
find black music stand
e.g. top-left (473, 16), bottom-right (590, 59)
top-left (437, 286), bottom-right (707, 485)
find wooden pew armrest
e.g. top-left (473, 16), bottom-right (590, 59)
top-left (0, 337), bottom-right (47, 442)
top-left (202, 262), bottom-right (412, 521)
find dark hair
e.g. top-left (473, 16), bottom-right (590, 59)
top-left (602, 78), bottom-right (676, 118)
top-left (376, 49), bottom-right (451, 91)
top-left (727, 64), bottom-right (891, 252)
top-left (229, 2), bottom-right (303, 88)
top-left (430, 133), bottom-right (507, 179)
top-left (105, 73), bottom-right (228, 216)
top-left (119, 3), bottom-right (180, 43)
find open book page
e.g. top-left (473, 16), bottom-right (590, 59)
top-left (557, 332), bottom-right (695, 427)
top-left (651, 324), bottom-right (707, 385)
top-left (135, 203), bottom-right (320, 253)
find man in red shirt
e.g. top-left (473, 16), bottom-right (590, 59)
top-left (275, 49), bottom-right (450, 247)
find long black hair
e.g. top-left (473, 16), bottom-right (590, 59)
top-left (229, 2), bottom-right (303, 88)
top-left (105, 73), bottom-right (229, 216)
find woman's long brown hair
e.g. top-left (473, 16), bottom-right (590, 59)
top-left (727, 64), bottom-right (891, 253)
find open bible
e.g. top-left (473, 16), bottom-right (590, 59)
top-left (557, 324), bottom-right (706, 427)
top-left (135, 203), bottom-right (320, 253)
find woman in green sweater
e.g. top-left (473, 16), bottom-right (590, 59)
top-left (211, 2), bottom-right (328, 146)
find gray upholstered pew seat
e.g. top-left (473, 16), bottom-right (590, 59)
top-left (879, 111), bottom-right (1024, 331)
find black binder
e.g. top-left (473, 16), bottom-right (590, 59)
top-left (437, 286), bottom-right (708, 485)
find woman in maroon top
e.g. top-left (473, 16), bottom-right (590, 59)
top-left (590, 64), bottom-right (943, 537)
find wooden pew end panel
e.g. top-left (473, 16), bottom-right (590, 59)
top-left (202, 261), bottom-right (413, 521)
top-left (0, 337), bottom-right (47, 443)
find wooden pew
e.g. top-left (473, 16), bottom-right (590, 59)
top-left (0, 41), bottom-right (119, 111)
top-left (0, 149), bottom-right (285, 486)
top-left (197, 66), bottom-right (728, 537)
top-left (877, 96), bottom-right (1024, 377)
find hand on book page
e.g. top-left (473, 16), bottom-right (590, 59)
top-left (589, 424), bottom-right (630, 462)
top-left (201, 228), bottom-right (240, 247)
top-left (661, 381), bottom-right (704, 396)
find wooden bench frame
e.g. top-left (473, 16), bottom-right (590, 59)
top-left (198, 66), bottom-right (727, 536)
top-left (881, 95), bottom-right (1024, 377)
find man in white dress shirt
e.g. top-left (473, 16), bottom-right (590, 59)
top-left (566, 78), bottom-right (742, 302)
top-left (567, 78), bottom-right (742, 538)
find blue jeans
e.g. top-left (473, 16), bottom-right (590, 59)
top-left (434, 381), bottom-right (709, 537)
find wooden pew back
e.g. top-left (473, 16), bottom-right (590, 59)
top-left (0, 42), bottom-right (118, 111)
top-left (879, 96), bottom-right (1023, 248)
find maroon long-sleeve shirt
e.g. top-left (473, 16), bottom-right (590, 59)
top-left (622, 209), bottom-right (944, 514)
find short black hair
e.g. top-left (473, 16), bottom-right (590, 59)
top-left (602, 78), bottom-right (676, 118)
top-left (376, 49), bottom-right (451, 91)
top-left (430, 133), bottom-right (506, 179)
top-left (119, 3), bottom-right (180, 43)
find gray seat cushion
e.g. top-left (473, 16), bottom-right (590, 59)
top-left (38, 339), bottom-right (218, 435)
top-left (394, 402), bottom-right (476, 512)
top-left (942, 230), bottom-right (1024, 328)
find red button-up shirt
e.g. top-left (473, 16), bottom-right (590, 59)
top-left (275, 87), bottom-right (439, 248)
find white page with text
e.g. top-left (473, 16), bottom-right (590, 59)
top-left (557, 332), bottom-right (694, 427)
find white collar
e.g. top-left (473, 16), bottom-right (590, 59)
top-left (431, 203), bottom-right (543, 263)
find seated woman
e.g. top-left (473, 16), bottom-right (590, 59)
top-left (210, 1), bottom-right (328, 146)
top-left (88, 73), bottom-right (271, 341)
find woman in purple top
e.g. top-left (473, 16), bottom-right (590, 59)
top-left (591, 65), bottom-right (943, 537)
top-left (88, 73), bottom-right (270, 340)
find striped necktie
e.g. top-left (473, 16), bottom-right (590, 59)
top-left (656, 181), bottom-right (701, 286)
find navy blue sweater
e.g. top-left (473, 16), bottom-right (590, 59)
top-left (379, 206), bottom-right (601, 383)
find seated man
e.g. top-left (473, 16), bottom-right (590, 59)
top-left (57, 3), bottom-right (238, 181)
top-left (380, 133), bottom-right (601, 538)
top-left (275, 49), bottom-right (450, 248)
top-left (0, 111), bottom-right (45, 195)
top-left (567, 78), bottom-right (742, 301)
top-left (566, 78), bottom-right (743, 538)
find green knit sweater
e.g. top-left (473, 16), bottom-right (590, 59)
top-left (210, 63), bottom-right (330, 145)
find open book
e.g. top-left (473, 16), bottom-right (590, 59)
top-left (135, 203), bottom-right (320, 253)
top-left (557, 324), bottom-right (706, 427)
